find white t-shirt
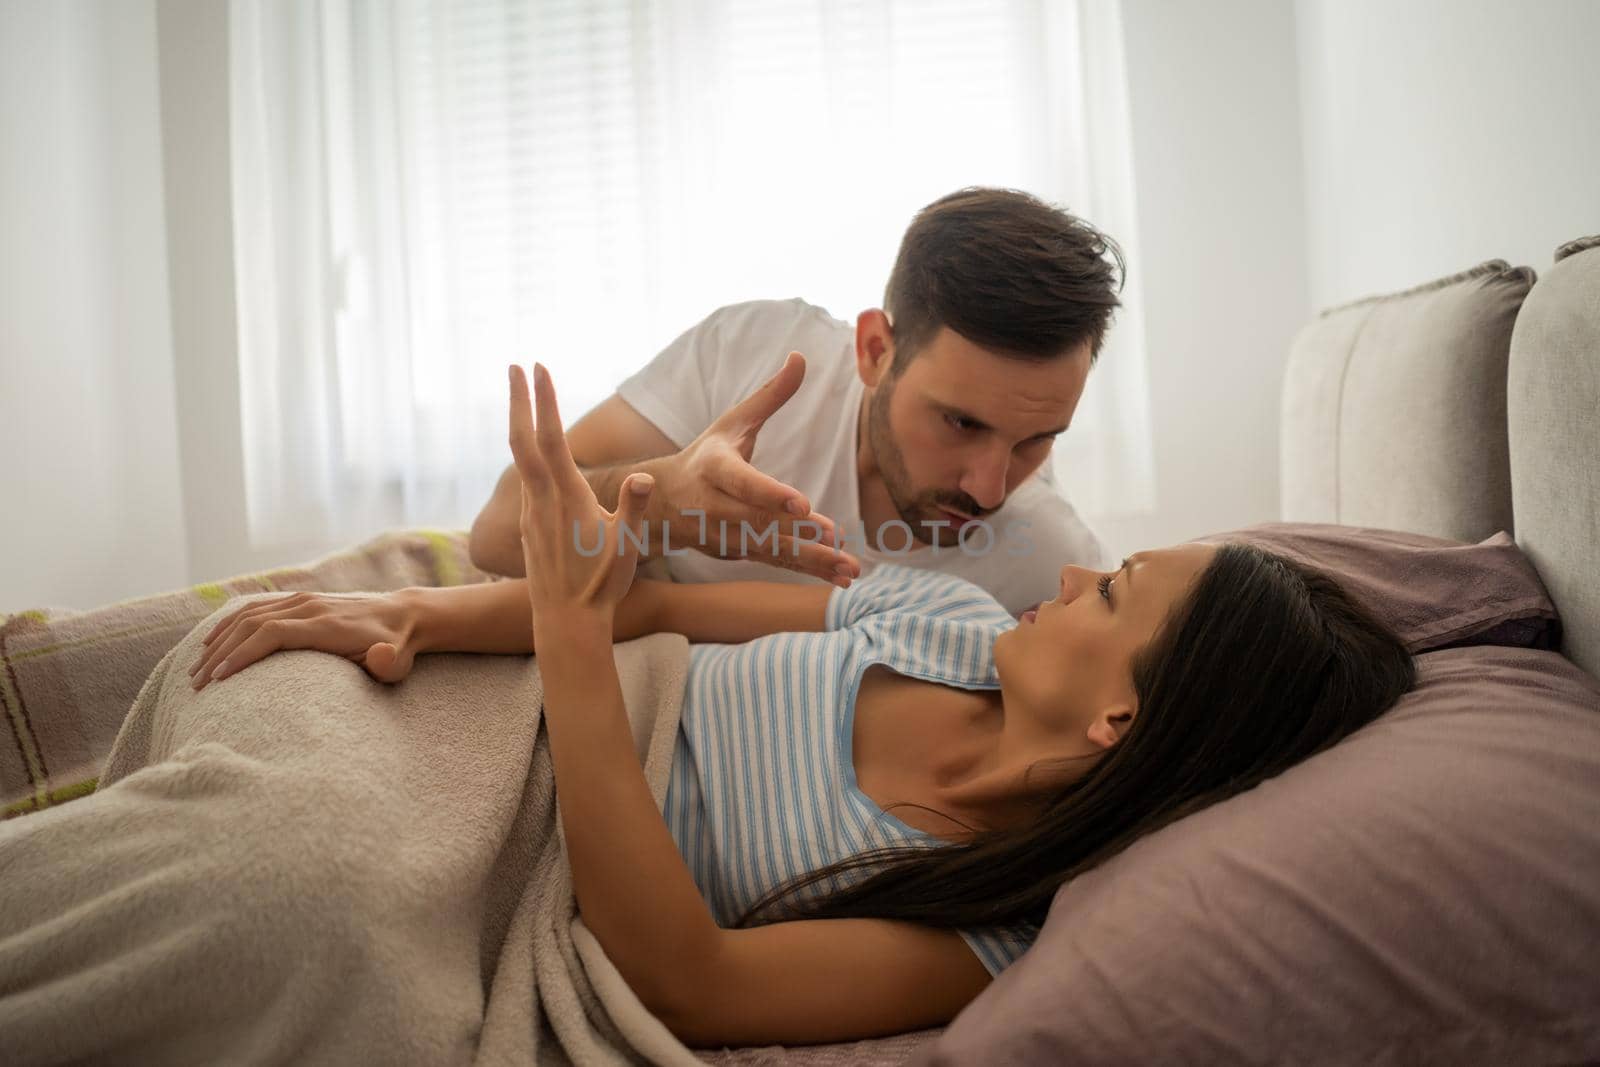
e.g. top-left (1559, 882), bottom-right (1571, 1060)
top-left (616, 298), bottom-right (1109, 615)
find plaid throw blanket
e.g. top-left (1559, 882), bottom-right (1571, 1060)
top-left (0, 528), bottom-right (952, 1065)
top-left (1, 529), bottom-right (494, 819)
top-left (0, 590), bottom-right (702, 1064)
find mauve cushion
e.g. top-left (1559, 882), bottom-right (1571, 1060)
top-left (1192, 523), bottom-right (1558, 652)
top-left (915, 646), bottom-right (1600, 1066)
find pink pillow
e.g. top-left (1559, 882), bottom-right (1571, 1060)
top-left (1192, 523), bottom-right (1558, 651)
top-left (916, 646), bottom-right (1600, 1064)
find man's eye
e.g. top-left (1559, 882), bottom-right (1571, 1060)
top-left (944, 413), bottom-right (978, 432)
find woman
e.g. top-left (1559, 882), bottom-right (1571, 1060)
top-left (187, 363), bottom-right (1414, 1047)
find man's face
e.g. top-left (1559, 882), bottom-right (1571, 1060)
top-left (867, 327), bottom-right (1091, 547)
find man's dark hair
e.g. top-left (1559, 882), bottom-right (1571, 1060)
top-left (882, 186), bottom-right (1125, 373)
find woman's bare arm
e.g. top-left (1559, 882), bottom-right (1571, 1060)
top-left (646, 578), bottom-right (832, 642)
top-left (397, 575), bottom-right (662, 655)
top-left (658, 917), bottom-right (993, 1046)
top-left (399, 575), bottom-right (833, 656)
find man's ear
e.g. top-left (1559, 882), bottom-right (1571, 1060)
top-left (1086, 704), bottom-right (1135, 751)
top-left (855, 309), bottom-right (895, 388)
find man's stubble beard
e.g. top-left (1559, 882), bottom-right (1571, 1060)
top-left (867, 376), bottom-right (973, 548)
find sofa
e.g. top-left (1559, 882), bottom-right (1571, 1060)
top-left (3, 236), bottom-right (1597, 1064)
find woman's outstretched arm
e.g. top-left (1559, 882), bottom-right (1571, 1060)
top-left (398, 574), bottom-right (663, 655)
top-left (401, 573), bottom-right (832, 655)
top-left (188, 558), bottom-right (836, 690)
top-left (644, 577), bottom-right (831, 641)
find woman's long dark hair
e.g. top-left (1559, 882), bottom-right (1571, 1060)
top-left (732, 542), bottom-right (1416, 931)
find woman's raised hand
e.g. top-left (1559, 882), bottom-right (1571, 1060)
top-left (509, 362), bottom-right (652, 622)
top-left (188, 591), bottom-right (420, 691)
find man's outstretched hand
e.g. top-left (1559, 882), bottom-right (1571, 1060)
top-left (652, 351), bottom-right (860, 586)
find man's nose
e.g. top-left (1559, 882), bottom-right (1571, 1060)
top-left (959, 447), bottom-right (1010, 511)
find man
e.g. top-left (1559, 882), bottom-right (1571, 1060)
top-left (470, 186), bottom-right (1120, 615)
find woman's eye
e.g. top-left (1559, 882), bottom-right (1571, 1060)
top-left (1097, 574), bottom-right (1112, 602)
top-left (944, 413), bottom-right (978, 432)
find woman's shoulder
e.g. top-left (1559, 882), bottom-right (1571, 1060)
top-left (831, 563), bottom-right (1013, 629)
top-left (858, 562), bottom-right (994, 599)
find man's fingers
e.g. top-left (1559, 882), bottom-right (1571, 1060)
top-left (701, 527), bottom-right (861, 584)
top-left (792, 509), bottom-right (843, 551)
top-left (759, 535), bottom-right (861, 586)
top-left (711, 452), bottom-right (813, 520)
top-left (768, 512), bottom-right (851, 567)
top-left (722, 351), bottom-right (806, 433)
top-left (690, 469), bottom-right (859, 577)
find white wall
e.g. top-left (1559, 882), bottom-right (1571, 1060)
top-left (0, 0), bottom-right (189, 610)
top-left (1096, 0), bottom-right (1599, 558)
top-left (1093, 0), bottom-right (1311, 556)
top-left (1297, 0), bottom-right (1600, 309)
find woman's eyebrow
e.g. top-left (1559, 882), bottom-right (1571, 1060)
top-left (1110, 557), bottom-right (1131, 609)
top-left (1113, 559), bottom-right (1139, 601)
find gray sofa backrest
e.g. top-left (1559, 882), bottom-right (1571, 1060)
top-left (1280, 261), bottom-right (1533, 543)
top-left (1508, 237), bottom-right (1600, 678)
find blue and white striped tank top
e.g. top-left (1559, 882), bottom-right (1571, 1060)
top-left (661, 564), bottom-right (1041, 977)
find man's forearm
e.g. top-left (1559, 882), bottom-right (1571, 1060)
top-left (469, 464), bottom-right (531, 577)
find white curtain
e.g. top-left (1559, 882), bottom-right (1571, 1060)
top-left (229, 0), bottom-right (1154, 550)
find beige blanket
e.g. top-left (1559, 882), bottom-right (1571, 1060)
top-left (0, 592), bottom-right (705, 1067)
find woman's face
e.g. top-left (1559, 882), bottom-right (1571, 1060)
top-left (992, 543), bottom-right (1219, 767)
